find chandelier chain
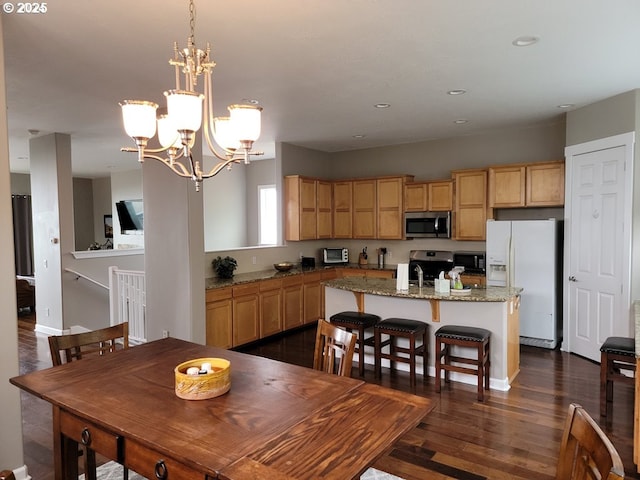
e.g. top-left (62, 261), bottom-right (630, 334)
top-left (189, 0), bottom-right (196, 44)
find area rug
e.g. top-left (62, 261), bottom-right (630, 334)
top-left (85, 460), bottom-right (403, 480)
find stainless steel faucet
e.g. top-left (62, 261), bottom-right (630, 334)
top-left (414, 265), bottom-right (423, 288)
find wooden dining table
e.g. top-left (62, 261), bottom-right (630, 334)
top-left (10, 337), bottom-right (433, 480)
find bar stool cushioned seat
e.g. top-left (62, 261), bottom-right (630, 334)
top-left (435, 325), bottom-right (491, 402)
top-left (600, 336), bottom-right (635, 418)
top-left (330, 311), bottom-right (381, 376)
top-left (374, 318), bottom-right (428, 387)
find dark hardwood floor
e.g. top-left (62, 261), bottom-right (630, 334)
top-left (16, 315), bottom-right (639, 479)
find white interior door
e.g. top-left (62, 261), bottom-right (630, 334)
top-left (564, 133), bottom-right (633, 361)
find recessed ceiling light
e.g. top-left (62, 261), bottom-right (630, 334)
top-left (241, 98), bottom-right (260, 105)
top-left (557, 103), bottom-right (575, 109)
top-left (27, 129), bottom-right (40, 136)
top-left (17, 156), bottom-right (28, 160)
top-left (512, 36), bottom-right (539, 47)
top-left (447, 89), bottom-right (467, 96)
top-left (453, 119), bottom-right (468, 124)
top-left (352, 134), bottom-right (366, 139)
top-left (374, 103), bottom-right (391, 109)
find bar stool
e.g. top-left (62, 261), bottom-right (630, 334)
top-left (600, 336), bottom-right (635, 418)
top-left (374, 318), bottom-right (428, 387)
top-left (435, 325), bottom-right (491, 402)
top-left (329, 311), bottom-right (381, 376)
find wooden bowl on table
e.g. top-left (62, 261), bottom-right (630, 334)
top-left (174, 357), bottom-right (231, 400)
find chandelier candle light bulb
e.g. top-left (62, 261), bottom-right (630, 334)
top-left (120, 0), bottom-right (264, 191)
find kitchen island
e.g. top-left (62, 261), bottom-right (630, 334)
top-left (324, 277), bottom-right (523, 391)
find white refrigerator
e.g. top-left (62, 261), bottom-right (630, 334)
top-left (486, 219), bottom-right (560, 349)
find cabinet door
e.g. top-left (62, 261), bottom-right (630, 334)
top-left (316, 180), bottom-right (333, 238)
top-left (282, 276), bottom-right (303, 330)
top-left (353, 179), bottom-right (377, 239)
top-left (303, 272), bottom-right (322, 324)
top-left (377, 177), bottom-right (404, 239)
top-left (526, 161), bottom-right (565, 206)
top-left (284, 175), bottom-right (317, 241)
top-left (260, 279), bottom-right (282, 338)
top-left (232, 284), bottom-right (260, 347)
top-left (333, 181), bottom-right (353, 238)
top-left (205, 288), bottom-right (232, 349)
top-left (489, 165), bottom-right (526, 208)
top-left (428, 180), bottom-right (453, 211)
top-left (453, 169), bottom-right (487, 240)
top-left (404, 183), bottom-right (428, 212)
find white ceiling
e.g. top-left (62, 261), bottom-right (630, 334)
top-left (3, 0), bottom-right (640, 177)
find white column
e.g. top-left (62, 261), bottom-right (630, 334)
top-left (142, 146), bottom-right (206, 343)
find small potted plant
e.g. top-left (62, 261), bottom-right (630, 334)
top-left (212, 256), bottom-right (238, 279)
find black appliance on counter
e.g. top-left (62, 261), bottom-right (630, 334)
top-left (408, 250), bottom-right (454, 284)
top-left (453, 251), bottom-right (486, 274)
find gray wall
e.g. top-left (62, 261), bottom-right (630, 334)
top-left (565, 88), bottom-right (640, 303)
top-left (73, 177), bottom-right (95, 251)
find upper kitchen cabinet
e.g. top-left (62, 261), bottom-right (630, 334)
top-left (377, 176), bottom-right (412, 239)
top-left (428, 180), bottom-right (453, 211)
top-left (405, 180), bottom-right (452, 212)
top-left (332, 180), bottom-right (353, 238)
top-left (404, 182), bottom-right (428, 212)
top-left (316, 180), bottom-right (333, 238)
top-left (352, 179), bottom-right (377, 239)
top-left (453, 169), bottom-right (487, 241)
top-left (526, 161), bottom-right (565, 206)
top-left (488, 160), bottom-right (565, 209)
top-left (284, 175), bottom-right (317, 241)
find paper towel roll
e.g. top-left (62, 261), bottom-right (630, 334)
top-left (396, 263), bottom-right (409, 292)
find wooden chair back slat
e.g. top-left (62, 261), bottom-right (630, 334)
top-left (48, 322), bottom-right (129, 366)
top-left (313, 319), bottom-right (357, 377)
top-left (556, 403), bottom-right (625, 480)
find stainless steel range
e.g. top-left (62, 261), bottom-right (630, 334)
top-left (408, 250), bottom-right (454, 284)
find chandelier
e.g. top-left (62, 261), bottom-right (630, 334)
top-left (120, 0), bottom-right (263, 191)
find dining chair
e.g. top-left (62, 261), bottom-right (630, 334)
top-left (48, 322), bottom-right (130, 480)
top-left (0, 470), bottom-right (15, 480)
top-left (313, 319), bottom-right (357, 377)
top-left (555, 403), bottom-right (625, 480)
top-left (48, 322), bottom-right (129, 365)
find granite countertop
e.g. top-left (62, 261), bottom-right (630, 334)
top-left (324, 277), bottom-right (522, 302)
top-left (205, 263), bottom-right (398, 290)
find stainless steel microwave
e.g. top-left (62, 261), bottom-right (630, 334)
top-left (322, 248), bottom-right (349, 264)
top-left (404, 211), bottom-right (451, 238)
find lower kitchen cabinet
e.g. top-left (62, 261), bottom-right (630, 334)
top-left (207, 268), bottom-right (379, 348)
top-left (303, 271), bottom-right (322, 324)
top-left (260, 278), bottom-right (283, 337)
top-left (283, 275), bottom-right (304, 330)
top-left (205, 287), bottom-right (232, 349)
top-left (232, 283), bottom-right (260, 347)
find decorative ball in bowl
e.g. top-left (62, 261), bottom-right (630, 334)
top-left (174, 357), bottom-right (231, 400)
top-left (274, 262), bottom-right (295, 272)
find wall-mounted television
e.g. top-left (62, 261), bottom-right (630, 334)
top-left (115, 199), bottom-right (143, 233)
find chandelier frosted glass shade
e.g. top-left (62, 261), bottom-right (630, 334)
top-left (165, 90), bottom-right (204, 133)
top-left (229, 104), bottom-right (262, 142)
top-left (121, 101), bottom-right (159, 139)
top-left (156, 111), bottom-right (182, 149)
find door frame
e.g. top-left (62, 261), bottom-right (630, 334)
top-left (563, 131), bottom-right (635, 354)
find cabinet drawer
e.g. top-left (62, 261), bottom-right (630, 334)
top-left (260, 278), bottom-right (282, 292)
top-left (125, 438), bottom-right (208, 479)
top-left (206, 287), bottom-right (231, 303)
top-left (282, 275), bottom-right (303, 287)
top-left (60, 410), bottom-right (122, 461)
top-left (303, 271), bottom-right (322, 283)
top-left (232, 283), bottom-right (260, 297)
